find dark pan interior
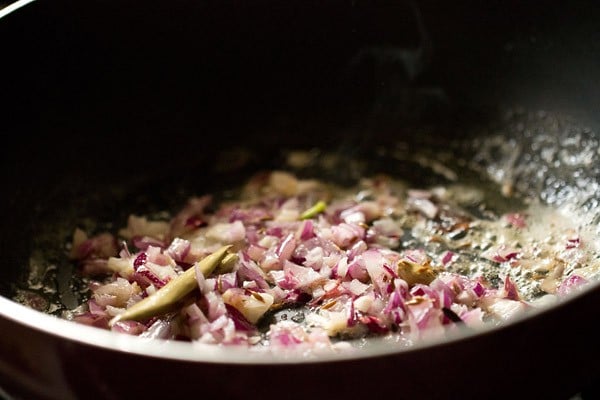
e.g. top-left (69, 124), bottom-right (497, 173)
top-left (1, 0), bottom-right (600, 311)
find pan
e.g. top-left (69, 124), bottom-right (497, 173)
top-left (1, 1), bottom-right (600, 399)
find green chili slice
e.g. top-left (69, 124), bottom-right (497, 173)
top-left (300, 200), bottom-right (327, 220)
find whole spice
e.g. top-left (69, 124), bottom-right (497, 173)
top-left (109, 245), bottom-right (232, 326)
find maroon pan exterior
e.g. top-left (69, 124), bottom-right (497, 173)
top-left (2, 286), bottom-right (600, 400)
top-left (1, 1), bottom-right (600, 399)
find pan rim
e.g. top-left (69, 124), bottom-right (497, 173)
top-left (0, 0), bottom-right (35, 19)
top-left (1, 280), bottom-right (597, 365)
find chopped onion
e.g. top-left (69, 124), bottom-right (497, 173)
top-left (65, 169), bottom-right (598, 352)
